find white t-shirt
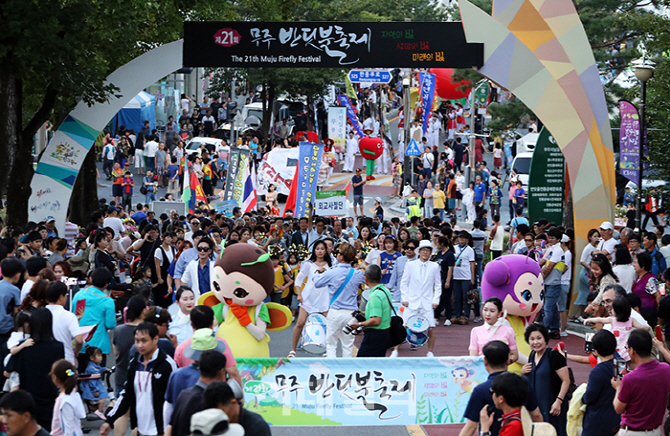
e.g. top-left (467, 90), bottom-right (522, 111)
top-left (180, 98), bottom-right (190, 112)
top-left (545, 244), bottom-right (565, 285)
top-left (580, 244), bottom-right (596, 264)
top-left (144, 140), bottom-right (159, 158)
top-left (613, 264), bottom-right (636, 293)
top-left (597, 237), bottom-right (618, 263)
top-left (561, 250), bottom-right (572, 285)
top-left (103, 217), bottom-right (125, 240)
top-left (20, 279), bottom-right (35, 302)
top-left (423, 152), bottom-right (434, 169)
top-left (46, 304), bottom-right (80, 365)
top-left (154, 246), bottom-right (175, 266)
top-left (135, 367), bottom-right (158, 436)
top-left (453, 244), bottom-right (475, 280)
top-left (103, 144), bottom-right (116, 160)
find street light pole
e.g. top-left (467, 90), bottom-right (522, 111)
top-left (633, 58), bottom-right (655, 232)
top-left (403, 76), bottom-right (411, 187)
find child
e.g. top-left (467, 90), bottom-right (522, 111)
top-left (584, 296), bottom-right (650, 360)
top-left (480, 372), bottom-right (528, 436)
top-left (284, 252), bottom-right (301, 315)
top-left (79, 346), bottom-right (109, 420)
top-left (133, 266), bottom-right (156, 306)
top-left (3, 311), bottom-right (31, 392)
top-left (270, 200), bottom-right (280, 217)
top-left (50, 359), bottom-right (87, 436)
top-left (121, 171), bottom-right (134, 214)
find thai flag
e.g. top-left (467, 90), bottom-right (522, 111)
top-left (242, 164), bottom-right (257, 213)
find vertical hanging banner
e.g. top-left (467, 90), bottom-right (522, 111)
top-left (327, 107), bottom-right (347, 150)
top-left (222, 147), bottom-right (251, 202)
top-left (528, 127), bottom-right (565, 225)
top-left (419, 72), bottom-right (436, 134)
top-left (337, 95), bottom-right (364, 138)
top-left (236, 357), bottom-right (486, 426)
top-left (618, 100), bottom-right (640, 184)
top-left (296, 141), bottom-right (324, 218)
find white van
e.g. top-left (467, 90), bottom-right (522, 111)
top-left (510, 152), bottom-right (533, 189)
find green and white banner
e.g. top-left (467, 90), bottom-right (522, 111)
top-left (528, 127), bottom-right (565, 225)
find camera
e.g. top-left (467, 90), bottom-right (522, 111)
top-left (343, 310), bottom-right (366, 335)
top-left (584, 333), bottom-right (594, 352)
top-left (614, 358), bottom-right (627, 379)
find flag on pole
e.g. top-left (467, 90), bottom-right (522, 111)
top-left (283, 166), bottom-right (300, 217)
top-left (242, 164), bottom-right (257, 213)
top-left (181, 160), bottom-right (193, 213)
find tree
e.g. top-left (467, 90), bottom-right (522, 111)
top-left (0, 0), bottom-right (235, 226)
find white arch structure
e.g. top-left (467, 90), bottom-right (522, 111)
top-left (28, 40), bottom-right (184, 235)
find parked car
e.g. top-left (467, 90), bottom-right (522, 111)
top-left (510, 152), bottom-right (533, 189)
top-left (185, 137), bottom-right (228, 157)
top-left (516, 132), bottom-right (539, 155)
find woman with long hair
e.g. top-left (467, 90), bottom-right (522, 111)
top-left (613, 245), bottom-right (636, 293)
top-left (585, 253), bottom-right (619, 317)
top-left (6, 307), bottom-right (64, 430)
top-left (289, 240), bottom-right (332, 357)
top-left (52, 261), bottom-right (73, 281)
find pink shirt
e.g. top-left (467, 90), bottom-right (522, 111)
top-left (174, 336), bottom-right (237, 368)
top-left (469, 323), bottom-right (517, 355)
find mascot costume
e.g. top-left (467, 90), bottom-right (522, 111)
top-left (481, 254), bottom-right (545, 373)
top-left (359, 135), bottom-right (384, 180)
top-left (198, 244), bottom-right (292, 358)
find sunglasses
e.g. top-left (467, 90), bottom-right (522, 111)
top-left (406, 246), bottom-right (416, 250)
top-left (197, 246), bottom-right (211, 252)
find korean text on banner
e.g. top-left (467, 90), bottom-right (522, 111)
top-left (214, 199), bottom-right (238, 217)
top-left (257, 148), bottom-right (299, 196)
top-left (419, 72), bottom-right (436, 134)
top-left (528, 127), bottom-right (565, 226)
top-left (232, 150), bottom-right (251, 206)
top-left (236, 356), bottom-right (486, 426)
top-left (618, 100), bottom-right (640, 184)
top-left (315, 191), bottom-right (346, 216)
top-left (327, 107), bottom-right (347, 149)
top-left (337, 95), bottom-right (364, 138)
top-left (223, 148), bottom-right (251, 203)
top-left (295, 142), bottom-right (324, 218)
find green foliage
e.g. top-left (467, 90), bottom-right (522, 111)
top-left (486, 99), bottom-right (534, 135)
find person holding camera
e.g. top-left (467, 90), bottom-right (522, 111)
top-left (352, 265), bottom-right (393, 357)
top-left (582, 329), bottom-right (621, 436)
top-left (479, 372), bottom-right (529, 436)
top-left (312, 243), bottom-right (365, 358)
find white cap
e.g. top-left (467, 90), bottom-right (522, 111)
top-left (561, 234), bottom-right (570, 243)
top-left (599, 221), bottom-right (614, 230)
top-left (418, 240), bottom-right (433, 251)
top-left (375, 197), bottom-right (382, 204)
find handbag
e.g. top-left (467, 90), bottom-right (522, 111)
top-left (139, 184), bottom-right (148, 195)
top-left (381, 288), bottom-right (407, 347)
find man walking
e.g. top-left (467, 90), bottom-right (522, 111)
top-left (399, 240), bottom-right (441, 357)
top-left (352, 168), bottom-right (366, 217)
top-left (343, 131), bottom-right (358, 173)
top-left (45, 282), bottom-right (83, 366)
top-left (451, 231), bottom-right (477, 325)
top-left (353, 265), bottom-right (393, 357)
top-left (313, 243), bottom-right (365, 358)
top-left (540, 227), bottom-right (565, 340)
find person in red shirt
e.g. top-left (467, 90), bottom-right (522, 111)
top-left (480, 372), bottom-right (528, 436)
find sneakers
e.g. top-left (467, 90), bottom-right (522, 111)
top-left (427, 352), bottom-right (435, 358)
top-left (390, 350), bottom-right (399, 358)
top-left (473, 317), bottom-right (483, 323)
top-left (410, 344), bottom-right (418, 351)
top-left (560, 331), bottom-right (568, 337)
top-left (93, 410), bottom-right (106, 420)
top-left (576, 316), bottom-right (584, 323)
top-left (444, 319), bottom-right (452, 326)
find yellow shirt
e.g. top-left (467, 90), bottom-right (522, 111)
top-left (274, 265), bottom-right (285, 290)
top-left (433, 189), bottom-right (446, 209)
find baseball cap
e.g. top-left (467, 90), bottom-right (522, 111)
top-left (356, 168), bottom-right (362, 172)
top-left (184, 328), bottom-right (227, 361)
top-left (107, 205), bottom-right (120, 214)
top-left (45, 216), bottom-right (55, 223)
top-left (190, 409), bottom-right (244, 436)
top-left (599, 221), bottom-right (614, 230)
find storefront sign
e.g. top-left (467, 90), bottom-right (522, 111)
top-left (528, 127), bottom-right (565, 225)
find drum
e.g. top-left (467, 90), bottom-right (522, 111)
top-left (361, 288), bottom-right (370, 301)
top-left (406, 314), bottom-right (430, 347)
top-left (298, 313), bottom-right (327, 354)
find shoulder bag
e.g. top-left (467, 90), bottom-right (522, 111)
top-left (380, 287), bottom-right (407, 347)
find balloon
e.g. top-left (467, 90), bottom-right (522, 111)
top-left (428, 68), bottom-right (471, 100)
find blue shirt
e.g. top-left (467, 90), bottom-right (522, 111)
top-left (649, 247), bottom-right (667, 278)
top-left (167, 164), bottom-right (179, 180)
top-left (473, 183), bottom-right (487, 203)
top-left (131, 212), bottom-right (147, 224)
top-left (197, 262), bottom-right (212, 295)
top-left (173, 247), bottom-right (198, 279)
top-left (313, 263), bottom-right (365, 311)
top-left (0, 280), bottom-right (20, 334)
top-left (463, 370), bottom-right (539, 436)
top-left (165, 364), bottom-right (200, 404)
top-left (623, 192), bottom-right (634, 207)
top-left (352, 175), bottom-right (363, 196)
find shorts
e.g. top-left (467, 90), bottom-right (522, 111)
top-left (448, 198), bottom-right (456, 209)
top-left (402, 307), bottom-right (436, 328)
top-left (112, 184), bottom-right (123, 197)
top-left (558, 284), bottom-right (570, 311)
top-left (354, 194), bottom-right (364, 206)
